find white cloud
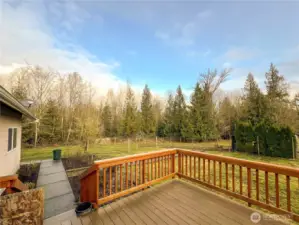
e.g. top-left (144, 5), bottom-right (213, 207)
top-left (47, 1), bottom-right (94, 32)
top-left (222, 62), bottom-right (231, 68)
top-left (289, 81), bottom-right (299, 98)
top-left (223, 47), bottom-right (261, 62)
top-left (127, 50), bottom-right (137, 56)
top-left (0, 1), bottom-right (123, 96)
top-left (154, 9), bottom-right (212, 47)
top-left (197, 10), bottom-right (213, 19)
top-left (155, 31), bottom-right (170, 41)
top-left (186, 49), bottom-right (211, 58)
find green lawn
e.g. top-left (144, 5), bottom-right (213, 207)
top-left (21, 139), bottom-right (230, 162)
top-left (21, 139), bottom-right (299, 168)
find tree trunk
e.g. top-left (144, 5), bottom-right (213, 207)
top-left (66, 121), bottom-right (72, 144)
top-left (34, 122), bottom-right (38, 147)
top-left (85, 138), bottom-right (89, 152)
top-left (127, 138), bottom-right (131, 153)
top-left (61, 117), bottom-right (64, 141)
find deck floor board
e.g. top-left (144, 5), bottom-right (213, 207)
top-left (44, 179), bottom-right (287, 225)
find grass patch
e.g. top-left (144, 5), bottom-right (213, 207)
top-left (21, 140), bottom-right (230, 162)
top-left (179, 155), bottom-right (299, 217)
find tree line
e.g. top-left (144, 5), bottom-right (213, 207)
top-left (3, 63), bottom-right (299, 148)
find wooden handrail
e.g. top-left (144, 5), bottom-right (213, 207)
top-left (177, 149), bottom-right (299, 177)
top-left (80, 148), bottom-right (299, 222)
top-left (177, 149), bottom-right (299, 222)
top-left (80, 150), bottom-right (177, 206)
top-left (80, 149), bottom-right (177, 179)
top-left (0, 174), bottom-right (28, 194)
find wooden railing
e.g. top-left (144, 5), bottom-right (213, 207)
top-left (0, 175), bottom-right (28, 195)
top-left (177, 149), bottom-right (299, 222)
top-left (80, 150), bottom-right (176, 206)
top-left (81, 149), bottom-right (299, 222)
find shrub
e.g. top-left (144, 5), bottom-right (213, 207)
top-left (235, 121), bottom-right (255, 153)
top-left (235, 121), bottom-right (296, 158)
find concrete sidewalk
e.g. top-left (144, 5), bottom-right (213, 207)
top-left (37, 159), bottom-right (75, 219)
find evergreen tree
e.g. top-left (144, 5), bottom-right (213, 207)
top-left (218, 96), bottom-right (237, 139)
top-left (11, 82), bottom-right (35, 145)
top-left (243, 73), bottom-right (268, 126)
top-left (163, 94), bottom-right (175, 137)
top-left (265, 63), bottom-right (289, 125)
top-left (152, 98), bottom-right (163, 135)
top-left (40, 99), bottom-right (61, 143)
top-left (102, 102), bottom-right (112, 137)
top-left (265, 63), bottom-right (288, 100)
top-left (121, 85), bottom-right (137, 137)
top-left (187, 83), bottom-right (204, 140)
top-left (201, 86), bottom-right (218, 140)
top-left (173, 86), bottom-right (188, 139)
top-left (140, 85), bottom-right (155, 135)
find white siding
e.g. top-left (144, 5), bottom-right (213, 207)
top-left (0, 115), bottom-right (22, 176)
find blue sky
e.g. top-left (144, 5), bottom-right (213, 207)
top-left (1, 0), bottom-right (299, 96)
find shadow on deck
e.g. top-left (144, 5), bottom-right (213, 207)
top-left (44, 180), bottom-right (286, 225)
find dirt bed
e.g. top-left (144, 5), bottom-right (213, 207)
top-left (67, 169), bottom-right (136, 202)
top-left (17, 163), bottom-right (41, 189)
top-left (62, 154), bottom-right (138, 203)
top-left (61, 153), bottom-right (96, 170)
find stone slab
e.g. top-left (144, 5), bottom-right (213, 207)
top-left (21, 160), bottom-right (42, 165)
top-left (37, 159), bottom-right (75, 219)
top-left (40, 160), bottom-right (63, 169)
top-left (37, 172), bottom-right (68, 186)
top-left (44, 180), bottom-right (73, 200)
top-left (44, 193), bottom-right (75, 219)
top-left (39, 165), bottom-right (65, 176)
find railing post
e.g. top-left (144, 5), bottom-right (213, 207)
top-left (171, 153), bottom-right (175, 174)
top-left (80, 169), bottom-right (99, 207)
top-left (178, 152), bottom-right (181, 175)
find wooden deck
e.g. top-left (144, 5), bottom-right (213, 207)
top-left (44, 180), bottom-right (286, 225)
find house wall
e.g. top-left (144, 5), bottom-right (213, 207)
top-left (0, 114), bottom-right (22, 176)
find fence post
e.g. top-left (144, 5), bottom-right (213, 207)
top-left (292, 136), bottom-right (296, 159)
top-left (257, 136), bottom-right (260, 156)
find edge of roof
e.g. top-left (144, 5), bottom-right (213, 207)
top-left (0, 85), bottom-right (37, 121)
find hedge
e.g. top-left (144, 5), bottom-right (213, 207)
top-left (234, 121), bottom-right (296, 158)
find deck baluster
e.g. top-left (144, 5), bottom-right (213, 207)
top-left (265, 171), bottom-right (269, 204)
top-left (256, 169), bottom-right (259, 201)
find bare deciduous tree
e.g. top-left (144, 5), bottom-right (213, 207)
top-left (199, 68), bottom-right (232, 95)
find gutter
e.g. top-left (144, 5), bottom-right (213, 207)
top-left (0, 86), bottom-right (37, 121)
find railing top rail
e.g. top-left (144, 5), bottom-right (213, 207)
top-left (177, 149), bottom-right (299, 178)
top-left (0, 175), bottom-right (28, 192)
top-left (80, 149), bottom-right (177, 179)
top-left (0, 175), bottom-right (18, 183)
